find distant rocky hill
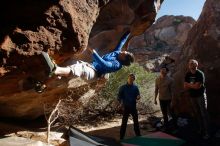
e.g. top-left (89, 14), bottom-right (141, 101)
top-left (128, 15), bottom-right (195, 71)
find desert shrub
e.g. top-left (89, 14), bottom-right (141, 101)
top-left (173, 18), bottom-right (182, 25)
top-left (83, 63), bottom-right (158, 119)
top-left (47, 63), bottom-right (158, 126)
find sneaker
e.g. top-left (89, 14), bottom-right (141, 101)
top-left (196, 130), bottom-right (202, 135)
top-left (136, 134), bottom-right (141, 137)
top-left (41, 51), bottom-right (57, 77)
top-left (202, 134), bottom-right (210, 140)
top-left (34, 81), bottom-right (47, 93)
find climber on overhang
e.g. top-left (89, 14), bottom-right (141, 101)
top-left (42, 30), bottom-right (134, 82)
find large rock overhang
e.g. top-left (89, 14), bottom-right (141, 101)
top-left (0, 0), bottom-right (163, 119)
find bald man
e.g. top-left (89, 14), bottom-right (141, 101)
top-left (184, 59), bottom-right (209, 139)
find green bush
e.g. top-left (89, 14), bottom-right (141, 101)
top-left (72, 63), bottom-right (158, 125)
top-left (99, 63), bottom-right (157, 112)
top-left (173, 18), bottom-right (182, 25)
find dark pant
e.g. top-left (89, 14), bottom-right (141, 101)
top-left (190, 94), bottom-right (209, 135)
top-left (159, 99), bottom-right (172, 127)
top-left (120, 108), bottom-right (140, 139)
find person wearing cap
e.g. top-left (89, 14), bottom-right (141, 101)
top-left (118, 73), bottom-right (141, 139)
top-left (42, 31), bottom-right (134, 81)
top-left (184, 59), bottom-right (209, 139)
top-left (155, 66), bottom-right (175, 129)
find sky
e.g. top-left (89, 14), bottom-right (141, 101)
top-left (156, 0), bottom-right (206, 20)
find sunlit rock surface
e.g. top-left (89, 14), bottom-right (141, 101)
top-left (128, 15), bottom-right (195, 71)
top-left (0, 0), bottom-right (163, 119)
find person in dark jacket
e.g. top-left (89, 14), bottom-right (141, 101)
top-left (42, 31), bottom-right (134, 80)
top-left (118, 73), bottom-right (141, 139)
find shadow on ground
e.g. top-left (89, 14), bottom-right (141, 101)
top-left (1, 115), bottom-right (220, 146)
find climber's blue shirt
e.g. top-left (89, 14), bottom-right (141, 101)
top-left (92, 31), bottom-right (130, 75)
top-left (118, 83), bottom-right (140, 111)
top-left (92, 51), bottom-right (122, 75)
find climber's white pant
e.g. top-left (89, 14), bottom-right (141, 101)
top-left (68, 61), bottom-right (97, 80)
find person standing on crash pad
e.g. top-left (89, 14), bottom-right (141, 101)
top-left (118, 73), bottom-right (141, 140)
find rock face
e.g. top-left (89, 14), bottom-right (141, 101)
top-left (173, 0), bottom-right (220, 125)
top-left (0, 0), bottom-right (163, 119)
top-left (128, 15), bottom-right (195, 70)
top-left (130, 15), bottom-right (195, 50)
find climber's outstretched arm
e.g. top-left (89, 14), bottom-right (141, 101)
top-left (113, 31), bottom-right (130, 52)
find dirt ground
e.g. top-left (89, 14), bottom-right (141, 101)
top-left (78, 114), bottom-right (157, 140)
top-left (0, 114), bottom-right (158, 145)
top-left (1, 113), bottom-right (220, 146)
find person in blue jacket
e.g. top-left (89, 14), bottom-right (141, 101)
top-left (42, 31), bottom-right (134, 80)
top-left (118, 73), bottom-right (141, 139)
